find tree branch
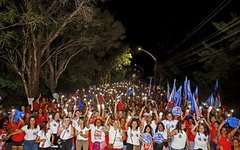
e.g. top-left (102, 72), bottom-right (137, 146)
top-left (40, 1), bottom-right (85, 57)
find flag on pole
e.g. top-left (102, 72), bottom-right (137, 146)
top-left (167, 80), bottom-right (171, 101)
top-left (168, 79), bottom-right (176, 102)
top-left (187, 80), bottom-right (192, 102)
top-left (214, 80), bottom-right (221, 108)
top-left (194, 86), bottom-right (199, 104)
top-left (191, 93), bottom-right (200, 118)
top-left (165, 79), bottom-right (176, 110)
top-left (183, 76), bottom-right (188, 97)
top-left (205, 93), bottom-right (215, 107)
top-left (175, 86), bottom-right (182, 107)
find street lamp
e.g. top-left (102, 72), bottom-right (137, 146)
top-left (138, 48), bottom-right (157, 85)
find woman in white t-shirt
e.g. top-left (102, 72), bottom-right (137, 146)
top-left (89, 117), bottom-right (107, 150)
top-left (141, 125), bottom-right (154, 150)
top-left (49, 112), bottom-right (62, 146)
top-left (125, 118), bottom-right (141, 150)
top-left (154, 122), bottom-right (170, 150)
top-left (191, 120), bottom-right (210, 150)
top-left (168, 120), bottom-right (189, 150)
top-left (9, 116), bottom-right (40, 150)
top-left (75, 116), bottom-right (89, 150)
top-left (57, 116), bottom-right (74, 150)
top-left (35, 121), bottom-right (54, 150)
top-left (105, 116), bottom-right (126, 150)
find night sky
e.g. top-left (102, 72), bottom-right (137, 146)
top-left (107, 0), bottom-right (240, 73)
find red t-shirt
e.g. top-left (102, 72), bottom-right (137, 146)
top-left (33, 101), bottom-right (39, 111)
top-left (218, 136), bottom-right (232, 150)
top-left (8, 123), bottom-right (25, 142)
top-left (209, 122), bottom-right (217, 142)
top-left (186, 121), bottom-right (195, 142)
top-left (36, 114), bottom-right (46, 125)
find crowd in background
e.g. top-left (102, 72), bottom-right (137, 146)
top-left (0, 81), bottom-right (239, 150)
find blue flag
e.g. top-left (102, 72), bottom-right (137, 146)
top-left (169, 79), bottom-right (176, 102)
top-left (205, 93), bottom-right (215, 107)
top-left (214, 80), bottom-right (221, 108)
top-left (175, 86), bottom-right (182, 107)
top-left (191, 93), bottom-right (200, 117)
top-left (194, 86), bottom-right (199, 104)
top-left (184, 76), bottom-right (188, 97)
top-left (127, 88), bottom-right (134, 95)
top-left (187, 80), bottom-right (192, 102)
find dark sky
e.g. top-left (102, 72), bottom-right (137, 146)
top-left (107, 0), bottom-right (240, 73)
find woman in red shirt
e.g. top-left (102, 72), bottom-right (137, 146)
top-left (217, 120), bottom-right (239, 150)
top-left (206, 120), bottom-right (219, 150)
top-left (7, 118), bottom-right (25, 150)
top-left (185, 116), bottom-right (195, 150)
top-left (36, 108), bottom-right (46, 125)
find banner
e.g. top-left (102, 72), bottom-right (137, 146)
top-left (153, 132), bottom-right (164, 144)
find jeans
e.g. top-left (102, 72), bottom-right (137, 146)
top-left (210, 141), bottom-right (217, 150)
top-left (23, 140), bottom-right (38, 150)
top-left (123, 144), bottom-right (127, 150)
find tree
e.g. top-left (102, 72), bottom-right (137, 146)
top-left (0, 0), bottom-right (98, 99)
top-left (40, 9), bottom-right (131, 93)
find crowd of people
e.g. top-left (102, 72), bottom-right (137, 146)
top-left (0, 81), bottom-right (239, 150)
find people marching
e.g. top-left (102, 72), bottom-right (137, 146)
top-left (0, 79), bottom-right (239, 150)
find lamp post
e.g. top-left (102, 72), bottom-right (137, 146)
top-left (138, 48), bottom-right (157, 86)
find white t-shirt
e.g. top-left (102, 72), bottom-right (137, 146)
top-left (162, 119), bottom-right (178, 132)
top-left (72, 118), bottom-right (79, 128)
top-left (193, 132), bottom-right (209, 150)
top-left (109, 126), bottom-right (124, 149)
top-left (75, 125), bottom-right (89, 141)
top-left (126, 127), bottom-right (141, 146)
top-left (22, 125), bottom-right (40, 141)
top-left (155, 130), bottom-right (168, 140)
top-left (90, 124), bottom-right (106, 143)
top-left (37, 129), bottom-right (53, 148)
top-left (60, 124), bottom-right (72, 140)
top-left (50, 120), bottom-right (61, 134)
top-left (171, 130), bottom-right (187, 149)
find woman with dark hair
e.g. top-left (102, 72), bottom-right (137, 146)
top-left (168, 120), bottom-right (189, 150)
top-left (154, 122), bottom-right (170, 150)
top-left (125, 118), bottom-right (141, 150)
top-left (89, 115), bottom-right (107, 150)
top-left (35, 121), bottom-right (54, 150)
top-left (7, 116), bottom-right (25, 150)
top-left (75, 116), bottom-right (89, 150)
top-left (141, 125), bottom-right (153, 150)
top-left (206, 120), bottom-right (220, 150)
top-left (49, 112), bottom-right (62, 147)
top-left (207, 107), bottom-right (219, 150)
top-left (185, 116), bottom-right (195, 150)
top-left (191, 119), bottom-right (210, 150)
top-left (36, 108), bottom-right (46, 125)
top-left (9, 116), bottom-right (40, 150)
top-left (57, 116), bottom-right (74, 150)
top-left (217, 120), bottom-right (239, 150)
top-left (232, 138), bottom-right (240, 150)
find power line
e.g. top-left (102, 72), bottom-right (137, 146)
top-left (170, 0), bottom-right (231, 54)
top-left (178, 37), bottom-right (240, 69)
top-left (170, 17), bottom-right (240, 65)
top-left (176, 30), bottom-right (240, 67)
